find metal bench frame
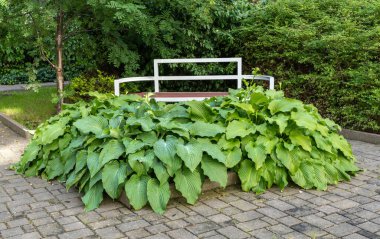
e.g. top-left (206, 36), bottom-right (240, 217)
top-left (114, 58), bottom-right (274, 101)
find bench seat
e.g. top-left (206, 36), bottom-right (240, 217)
top-left (134, 92), bottom-right (228, 102)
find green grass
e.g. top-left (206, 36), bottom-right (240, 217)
top-left (0, 87), bottom-right (57, 129)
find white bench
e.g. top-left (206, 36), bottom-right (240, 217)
top-left (114, 58), bottom-right (274, 102)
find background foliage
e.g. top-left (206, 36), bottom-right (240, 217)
top-left (0, 0), bottom-right (379, 133)
top-left (238, 0), bottom-right (380, 133)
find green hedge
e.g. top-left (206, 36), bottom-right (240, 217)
top-left (239, 0), bottom-right (380, 133)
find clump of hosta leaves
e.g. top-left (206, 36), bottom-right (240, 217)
top-left (13, 87), bottom-right (359, 214)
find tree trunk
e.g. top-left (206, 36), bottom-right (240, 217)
top-left (55, 10), bottom-right (64, 113)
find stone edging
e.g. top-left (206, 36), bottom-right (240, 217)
top-left (0, 81), bottom-right (70, 92)
top-left (118, 171), bottom-right (239, 208)
top-left (0, 113), bottom-right (33, 139)
top-left (341, 129), bottom-right (380, 145)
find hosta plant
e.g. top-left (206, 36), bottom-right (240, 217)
top-left (13, 86), bottom-right (359, 214)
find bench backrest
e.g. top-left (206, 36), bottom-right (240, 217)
top-left (114, 58), bottom-right (274, 97)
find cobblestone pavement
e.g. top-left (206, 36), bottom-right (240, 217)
top-left (0, 121), bottom-right (379, 239)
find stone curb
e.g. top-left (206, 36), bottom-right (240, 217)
top-left (0, 113), bottom-right (33, 139)
top-left (118, 171), bottom-right (239, 208)
top-left (0, 81), bottom-right (70, 92)
top-left (341, 128), bottom-right (380, 145)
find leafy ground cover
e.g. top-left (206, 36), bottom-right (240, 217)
top-left (13, 86), bottom-right (359, 214)
top-left (0, 87), bottom-right (56, 129)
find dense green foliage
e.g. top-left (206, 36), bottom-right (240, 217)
top-left (0, 0), bottom-right (248, 82)
top-left (14, 86), bottom-right (358, 213)
top-left (239, 0), bottom-right (380, 133)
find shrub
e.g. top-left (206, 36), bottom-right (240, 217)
top-left (239, 0), bottom-right (380, 133)
top-left (13, 86), bottom-right (358, 214)
top-left (67, 71), bottom-right (141, 101)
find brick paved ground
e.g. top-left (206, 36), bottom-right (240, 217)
top-left (0, 121), bottom-right (379, 239)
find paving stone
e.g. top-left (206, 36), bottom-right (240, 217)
top-left (357, 221), bottom-right (380, 233)
top-left (249, 228), bottom-right (276, 239)
top-left (117, 219), bottom-right (150, 232)
top-left (361, 201), bottom-right (380, 212)
top-left (124, 228), bottom-right (151, 238)
top-left (343, 233), bottom-right (369, 239)
top-left (267, 224), bottom-right (293, 235)
top-left (187, 221), bottom-right (220, 234)
top-left (236, 219), bottom-right (269, 232)
top-left (217, 226), bottom-right (250, 239)
top-left (230, 200), bottom-right (257, 211)
top-left (325, 223), bottom-right (360, 237)
top-left (317, 205), bottom-right (340, 214)
top-left (277, 215), bottom-right (302, 227)
top-left (166, 219), bottom-right (189, 229)
top-left (1, 227), bottom-right (24, 237)
top-left (167, 228), bottom-right (198, 239)
top-left (232, 211), bottom-right (263, 222)
top-left (191, 203), bottom-right (218, 217)
top-left (208, 214), bottom-right (231, 223)
top-left (7, 218), bottom-right (29, 227)
top-left (334, 199), bottom-right (360, 210)
top-left (256, 207), bottom-right (287, 219)
top-left (7, 231), bottom-right (42, 239)
top-left (146, 223), bottom-right (170, 234)
top-left (62, 221), bottom-right (86, 231)
top-left (291, 222), bottom-right (327, 238)
top-left (37, 223), bottom-right (64, 237)
top-left (203, 198), bottom-right (229, 209)
top-left (95, 226), bottom-right (124, 239)
top-left (58, 228), bottom-right (94, 239)
top-left (299, 214), bottom-right (334, 229)
top-left (357, 229), bottom-right (380, 239)
top-left (88, 218), bottom-right (121, 230)
top-left (265, 199), bottom-right (295, 211)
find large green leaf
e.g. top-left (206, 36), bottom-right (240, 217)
top-left (39, 123), bottom-right (66, 145)
top-left (102, 160), bottom-right (128, 199)
top-left (45, 157), bottom-right (64, 180)
top-left (275, 144), bottom-right (300, 174)
top-left (245, 142), bottom-right (266, 170)
top-left (126, 116), bottom-right (155, 131)
top-left (201, 155), bottom-right (227, 187)
top-left (87, 151), bottom-right (102, 177)
top-left (73, 116), bottom-right (107, 136)
top-left (268, 98), bottom-right (302, 115)
top-left (329, 134), bottom-right (353, 158)
top-left (128, 150), bottom-right (155, 174)
top-left (176, 139), bottom-right (203, 172)
top-left (218, 136), bottom-right (240, 150)
top-left (189, 121), bottom-right (225, 137)
top-left (197, 138), bottom-right (226, 164)
top-left (19, 141), bottom-right (40, 170)
top-left (147, 179), bottom-right (170, 214)
top-left (226, 120), bottom-right (256, 139)
top-left (174, 168), bottom-right (202, 204)
top-left (152, 160), bottom-right (169, 185)
top-left (125, 174), bottom-right (150, 210)
top-left (289, 130), bottom-right (312, 152)
top-left (187, 101), bottom-right (215, 122)
top-left (81, 181), bottom-right (103, 212)
top-left (75, 150), bottom-right (87, 174)
top-left (124, 139), bottom-right (149, 155)
top-left (238, 159), bottom-right (260, 191)
top-left (269, 113), bottom-right (288, 134)
top-left (153, 136), bottom-right (182, 176)
top-left (224, 147), bottom-right (242, 168)
top-left (291, 111), bottom-right (317, 131)
top-left (99, 140), bottom-right (124, 166)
